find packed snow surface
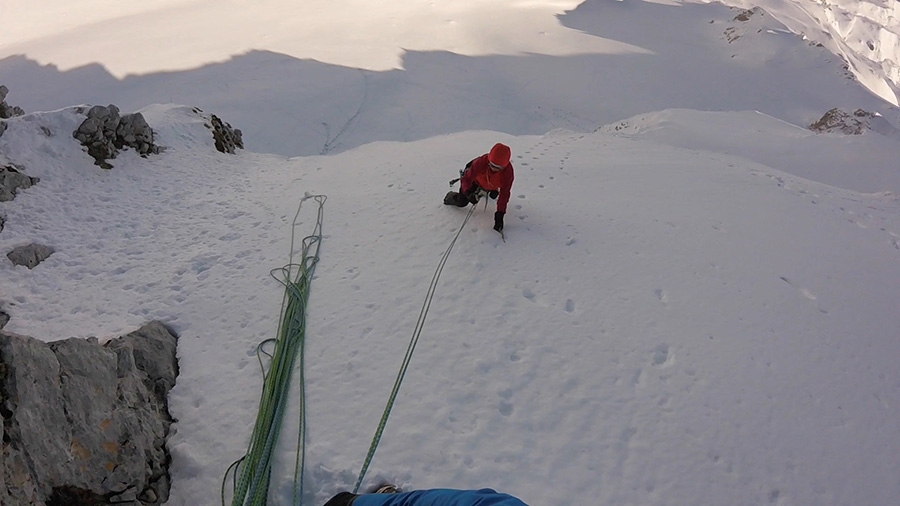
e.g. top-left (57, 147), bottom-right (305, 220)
top-left (1, 1), bottom-right (899, 506)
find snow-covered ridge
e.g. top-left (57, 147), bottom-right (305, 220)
top-left (599, 107), bottom-right (900, 193)
top-left (706, 0), bottom-right (900, 104)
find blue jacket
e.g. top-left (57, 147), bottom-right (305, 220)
top-left (352, 488), bottom-right (527, 506)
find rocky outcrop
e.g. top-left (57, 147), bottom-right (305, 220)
top-left (0, 321), bottom-right (179, 506)
top-left (0, 85), bottom-right (25, 120)
top-left (810, 108), bottom-right (874, 134)
top-left (724, 7), bottom-right (764, 44)
top-left (0, 164), bottom-right (40, 202)
top-left (73, 105), bottom-right (161, 169)
top-left (809, 108), bottom-right (900, 137)
top-left (6, 243), bottom-right (54, 269)
top-left (207, 113), bottom-right (244, 154)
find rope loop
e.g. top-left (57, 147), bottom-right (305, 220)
top-left (223, 194), bottom-right (326, 506)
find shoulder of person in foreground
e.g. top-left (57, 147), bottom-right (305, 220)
top-left (352, 487), bottom-right (528, 506)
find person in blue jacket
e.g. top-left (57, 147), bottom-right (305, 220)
top-left (322, 485), bottom-right (528, 506)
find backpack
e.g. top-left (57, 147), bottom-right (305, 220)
top-left (449, 158), bottom-right (476, 186)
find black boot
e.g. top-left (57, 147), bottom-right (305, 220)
top-left (443, 191), bottom-right (469, 207)
top-left (323, 492), bottom-right (358, 506)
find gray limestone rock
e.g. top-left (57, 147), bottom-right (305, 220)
top-left (208, 113), bottom-right (243, 154)
top-left (809, 108), bottom-right (900, 138)
top-left (0, 165), bottom-right (40, 202)
top-left (0, 321), bottom-right (179, 506)
top-left (0, 85), bottom-right (25, 119)
top-left (6, 243), bottom-right (54, 269)
top-left (73, 105), bottom-right (159, 169)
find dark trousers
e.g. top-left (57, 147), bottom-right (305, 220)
top-left (323, 491), bottom-right (358, 506)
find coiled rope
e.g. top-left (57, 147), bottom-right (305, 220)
top-left (352, 204), bottom-right (476, 492)
top-left (223, 194), bottom-right (326, 506)
top-left (223, 195), bottom-right (475, 504)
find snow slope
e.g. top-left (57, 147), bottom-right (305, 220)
top-left (2, 1), bottom-right (900, 506)
top-left (2, 104), bottom-right (899, 506)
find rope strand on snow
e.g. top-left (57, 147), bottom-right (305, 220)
top-left (353, 204), bottom-right (476, 492)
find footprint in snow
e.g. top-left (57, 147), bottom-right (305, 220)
top-left (651, 344), bottom-right (671, 367)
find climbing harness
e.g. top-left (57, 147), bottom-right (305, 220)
top-left (352, 203), bottom-right (477, 492)
top-left (223, 194), bottom-right (326, 506)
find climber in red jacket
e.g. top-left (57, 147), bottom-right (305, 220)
top-left (444, 142), bottom-right (515, 233)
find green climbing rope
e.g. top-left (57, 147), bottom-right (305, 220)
top-left (353, 204), bottom-right (476, 492)
top-left (224, 194), bottom-right (326, 506)
top-left (222, 193), bottom-right (475, 503)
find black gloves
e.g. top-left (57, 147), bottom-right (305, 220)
top-left (494, 211), bottom-right (505, 232)
top-left (465, 185), bottom-right (482, 204)
top-left (463, 186), bottom-right (499, 204)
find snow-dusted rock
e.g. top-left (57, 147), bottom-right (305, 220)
top-left (73, 105), bottom-right (160, 169)
top-left (6, 243), bottom-right (54, 269)
top-left (0, 164), bottom-right (39, 202)
top-left (0, 85), bottom-right (25, 119)
top-left (208, 113), bottom-right (243, 154)
top-left (809, 107), bottom-right (900, 137)
top-left (117, 112), bottom-right (156, 155)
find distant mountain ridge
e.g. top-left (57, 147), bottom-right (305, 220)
top-left (707, 0), bottom-right (900, 105)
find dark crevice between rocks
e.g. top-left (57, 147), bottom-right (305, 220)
top-left (47, 486), bottom-right (109, 506)
top-left (0, 346), bottom-right (12, 442)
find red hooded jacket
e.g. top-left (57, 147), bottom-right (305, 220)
top-left (459, 154), bottom-right (515, 213)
